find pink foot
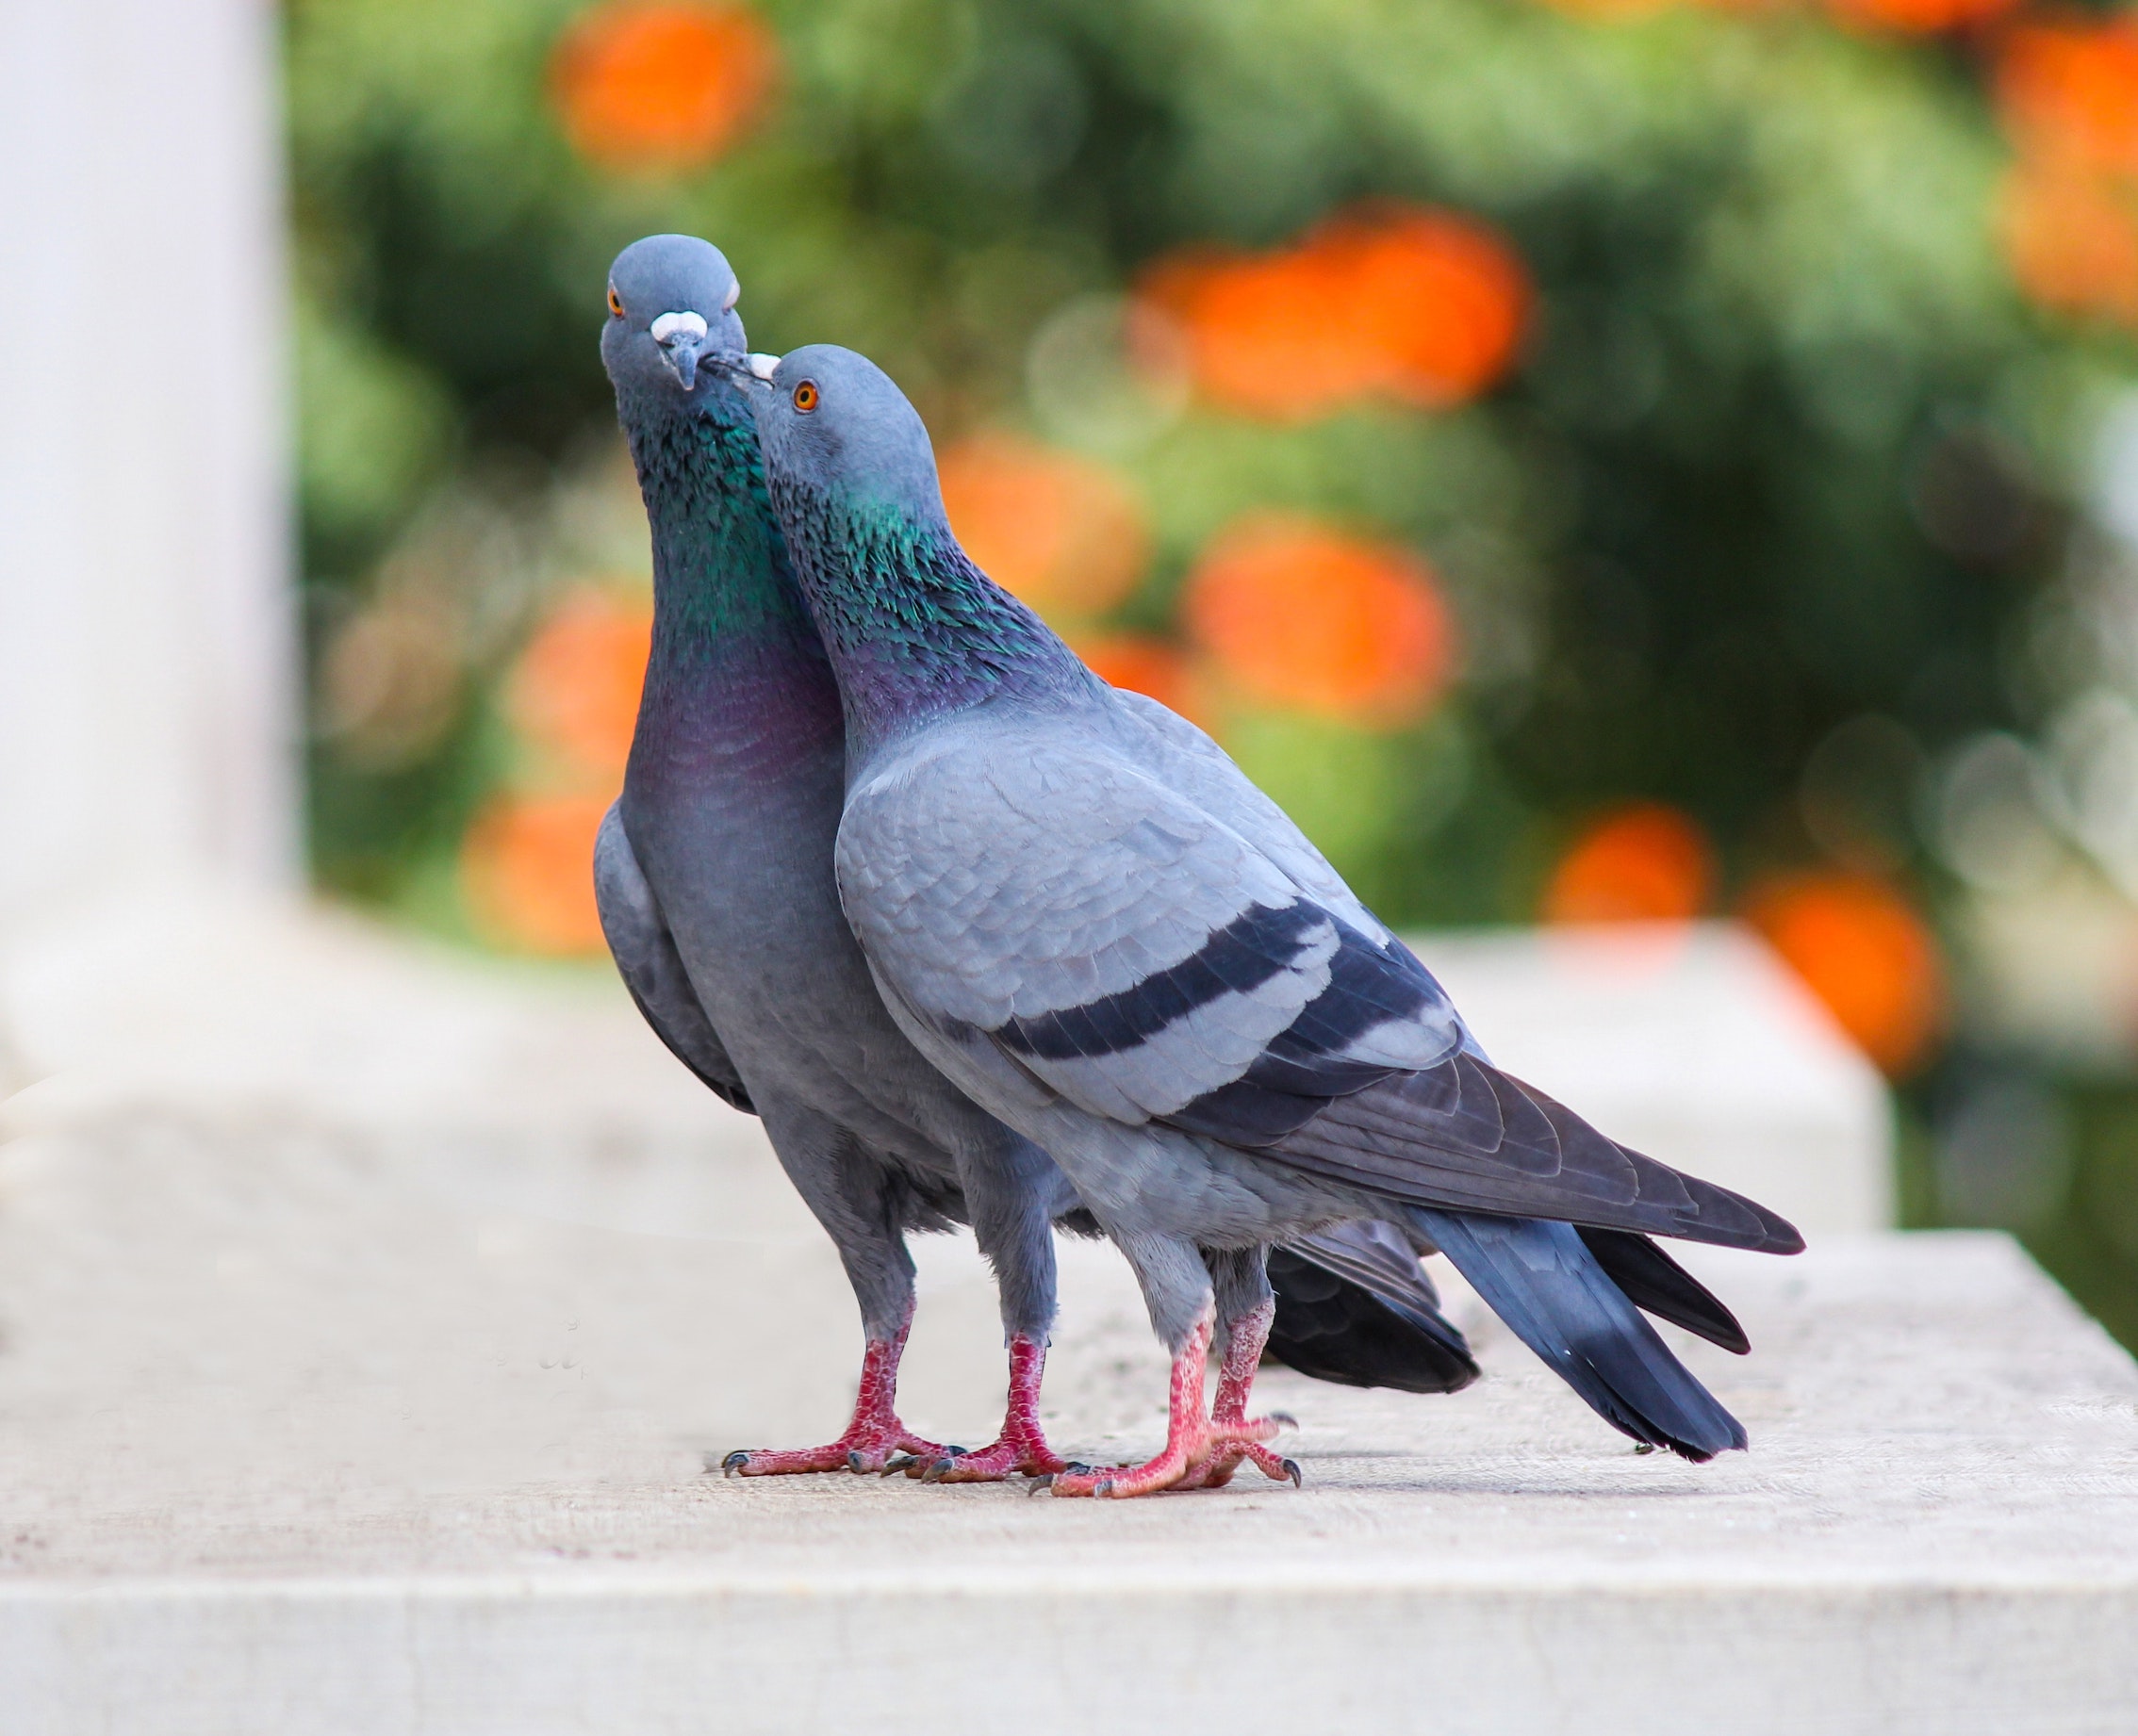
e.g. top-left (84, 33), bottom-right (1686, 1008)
top-left (720, 1321), bottom-right (950, 1476)
top-left (1043, 1307), bottom-right (1288, 1499)
top-left (1176, 1298), bottom-right (1301, 1491)
top-left (907, 1335), bottom-right (1070, 1482)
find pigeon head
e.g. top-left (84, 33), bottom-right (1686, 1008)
top-left (743, 345), bottom-right (950, 532)
top-left (738, 343), bottom-right (1092, 745)
top-left (600, 234), bottom-right (748, 405)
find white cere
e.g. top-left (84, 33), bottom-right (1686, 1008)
top-left (650, 310), bottom-right (709, 346)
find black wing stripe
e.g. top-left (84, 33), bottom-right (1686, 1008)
top-left (994, 900), bottom-right (1325, 1061)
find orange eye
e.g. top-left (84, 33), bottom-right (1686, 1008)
top-left (792, 380), bottom-right (820, 413)
top-left (606, 286), bottom-right (624, 319)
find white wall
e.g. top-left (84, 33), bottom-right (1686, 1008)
top-left (0, 0), bottom-right (294, 930)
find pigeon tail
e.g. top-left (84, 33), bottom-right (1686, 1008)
top-left (1410, 1208), bottom-right (1749, 1462)
top-left (1265, 1236), bottom-right (1480, 1394)
top-left (1577, 1225), bottom-right (1751, 1355)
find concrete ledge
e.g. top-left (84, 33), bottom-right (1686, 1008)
top-left (8, 1572), bottom-right (2134, 1736)
top-left (0, 909), bottom-right (2115, 1730)
top-left (0, 1123), bottom-right (2132, 1735)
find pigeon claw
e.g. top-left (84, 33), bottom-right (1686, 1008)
top-left (718, 1426), bottom-right (948, 1478)
top-left (720, 1449), bottom-right (750, 1478)
top-left (919, 1436), bottom-right (1065, 1483)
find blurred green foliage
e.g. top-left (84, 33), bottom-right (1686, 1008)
top-left (288, 0), bottom-right (2138, 1338)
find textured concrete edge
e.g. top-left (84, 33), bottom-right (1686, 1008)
top-left (4, 1579), bottom-right (2132, 1736)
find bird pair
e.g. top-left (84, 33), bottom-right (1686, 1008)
top-left (594, 234), bottom-right (1801, 1499)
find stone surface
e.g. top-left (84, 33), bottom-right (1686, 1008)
top-left (0, 1109), bottom-right (2132, 1728)
top-left (6, 905), bottom-right (2081, 1733)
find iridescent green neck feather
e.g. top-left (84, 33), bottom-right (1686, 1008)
top-left (771, 480), bottom-right (1097, 755)
top-left (625, 405), bottom-right (818, 661)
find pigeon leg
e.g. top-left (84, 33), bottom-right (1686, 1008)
top-left (720, 1313), bottom-right (950, 1476)
top-left (1044, 1306), bottom-right (1284, 1499)
top-left (1176, 1296), bottom-right (1299, 1491)
top-left (913, 1334), bottom-right (1070, 1482)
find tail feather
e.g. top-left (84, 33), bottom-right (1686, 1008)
top-left (1578, 1227), bottom-right (1751, 1356)
top-left (1412, 1208), bottom-right (1748, 1461)
top-left (1266, 1232), bottom-right (1481, 1395)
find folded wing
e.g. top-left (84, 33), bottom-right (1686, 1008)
top-left (838, 730), bottom-right (1801, 1255)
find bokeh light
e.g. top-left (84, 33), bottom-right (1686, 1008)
top-left (551, 3), bottom-right (778, 172)
top-left (1998, 21), bottom-right (2138, 172)
top-left (1183, 514), bottom-right (1455, 725)
top-left (1995, 19), bottom-right (2138, 329)
top-left (1823, 0), bottom-right (2022, 36)
top-left (937, 433), bottom-right (1150, 620)
top-left (505, 585), bottom-right (652, 781)
top-left (460, 794), bottom-right (614, 956)
top-left (1138, 203), bottom-right (1529, 422)
top-left (461, 586), bottom-right (650, 955)
top-left (2001, 165), bottom-right (2138, 327)
top-left (1744, 872), bottom-right (1946, 1075)
top-left (1533, 0), bottom-right (1680, 22)
top-left (1540, 803), bottom-right (1715, 925)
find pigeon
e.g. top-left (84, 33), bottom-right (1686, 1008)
top-left (592, 236), bottom-right (1481, 1482)
top-left (737, 342), bottom-right (1804, 1498)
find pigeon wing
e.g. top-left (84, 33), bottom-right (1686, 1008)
top-left (838, 731), bottom-right (1799, 1253)
top-left (595, 804), bottom-right (755, 1116)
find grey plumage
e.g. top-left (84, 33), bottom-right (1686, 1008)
top-left (743, 343), bottom-right (1803, 1475)
top-left (595, 237), bottom-right (1079, 1477)
top-left (594, 237), bottom-right (1476, 1481)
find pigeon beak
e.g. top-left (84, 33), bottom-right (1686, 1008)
top-left (650, 309), bottom-right (710, 391)
top-left (709, 352), bottom-right (780, 393)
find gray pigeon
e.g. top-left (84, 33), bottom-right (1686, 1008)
top-left (592, 236), bottom-right (1483, 1483)
top-left (738, 342), bottom-right (1804, 1498)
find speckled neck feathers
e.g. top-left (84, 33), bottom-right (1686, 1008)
top-left (769, 478), bottom-right (1096, 757)
top-left (624, 394), bottom-right (817, 659)
top-left (617, 388), bottom-right (842, 776)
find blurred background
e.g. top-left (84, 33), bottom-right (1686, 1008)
top-left (271, 0), bottom-right (2138, 1347)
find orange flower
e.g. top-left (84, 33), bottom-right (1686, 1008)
top-left (552, 3), bottom-right (778, 172)
top-left (1075, 632), bottom-right (1205, 724)
top-left (1998, 160), bottom-right (2138, 325)
top-left (1140, 245), bottom-right (1352, 421)
top-left (937, 434), bottom-right (1150, 619)
top-left (1824, 0), bottom-right (2021, 34)
top-left (1998, 20), bottom-right (2138, 173)
top-left (1138, 203), bottom-right (1530, 422)
top-left (460, 793), bottom-right (614, 956)
top-left (507, 586), bottom-right (653, 782)
top-left (1312, 205), bottom-right (1532, 407)
top-left (1743, 872), bottom-right (1946, 1075)
top-left (1540, 804), bottom-right (1715, 926)
top-left (1183, 514), bottom-right (1455, 725)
